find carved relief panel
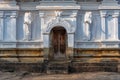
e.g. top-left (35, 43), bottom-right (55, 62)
top-left (77, 11), bottom-right (101, 41)
top-left (17, 11), bottom-right (41, 41)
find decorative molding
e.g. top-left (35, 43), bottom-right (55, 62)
top-left (99, 0), bottom-right (120, 10)
top-left (0, 1), bottom-right (19, 10)
top-left (39, 12), bottom-right (44, 18)
top-left (100, 10), bottom-right (107, 17)
top-left (45, 18), bottom-right (73, 34)
top-left (75, 40), bottom-right (120, 49)
top-left (36, 1), bottom-right (80, 10)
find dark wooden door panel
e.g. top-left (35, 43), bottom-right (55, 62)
top-left (50, 27), bottom-right (67, 59)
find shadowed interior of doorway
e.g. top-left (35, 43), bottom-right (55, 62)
top-left (49, 27), bottom-right (67, 60)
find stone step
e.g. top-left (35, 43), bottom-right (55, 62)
top-left (47, 61), bottom-right (69, 74)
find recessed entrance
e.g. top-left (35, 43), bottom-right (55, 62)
top-left (49, 27), bottom-right (67, 60)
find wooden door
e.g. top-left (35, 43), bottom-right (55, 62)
top-left (50, 27), bottom-right (67, 60)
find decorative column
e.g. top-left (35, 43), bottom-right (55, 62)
top-left (100, 10), bottom-right (106, 40)
top-left (0, 11), bottom-right (3, 41)
top-left (112, 11), bottom-right (119, 40)
top-left (67, 33), bottom-right (74, 59)
top-left (0, 0), bottom-right (19, 41)
top-left (43, 33), bottom-right (49, 61)
top-left (99, 0), bottom-right (120, 48)
top-left (39, 11), bottom-right (49, 60)
top-left (39, 12), bottom-right (44, 41)
top-left (67, 11), bottom-right (78, 60)
top-left (4, 12), bottom-right (17, 41)
top-left (10, 11), bottom-right (17, 41)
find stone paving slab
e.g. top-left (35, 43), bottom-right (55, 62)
top-left (0, 71), bottom-right (120, 80)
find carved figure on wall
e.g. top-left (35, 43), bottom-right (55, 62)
top-left (83, 11), bottom-right (92, 41)
top-left (23, 12), bottom-right (32, 41)
top-left (55, 11), bottom-right (62, 22)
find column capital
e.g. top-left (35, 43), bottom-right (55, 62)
top-left (70, 10), bottom-right (78, 18)
top-left (112, 14), bottom-right (119, 18)
top-left (112, 11), bottom-right (119, 18)
top-left (100, 10), bottom-right (107, 18)
top-left (0, 16), bottom-right (4, 18)
top-left (100, 14), bottom-right (106, 18)
top-left (39, 12), bottom-right (45, 18)
top-left (4, 11), bottom-right (18, 18)
top-left (10, 15), bottom-right (17, 18)
top-left (0, 11), bottom-right (3, 18)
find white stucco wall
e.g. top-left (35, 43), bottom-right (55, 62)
top-left (17, 11), bottom-right (41, 41)
top-left (0, 0), bottom-right (120, 49)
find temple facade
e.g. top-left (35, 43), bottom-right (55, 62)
top-left (0, 0), bottom-right (120, 73)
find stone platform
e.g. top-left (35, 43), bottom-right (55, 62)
top-left (0, 49), bottom-right (119, 73)
top-left (47, 60), bottom-right (69, 74)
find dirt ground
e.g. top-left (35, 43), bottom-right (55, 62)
top-left (0, 71), bottom-right (120, 80)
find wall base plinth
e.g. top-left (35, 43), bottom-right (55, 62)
top-left (0, 49), bottom-right (119, 73)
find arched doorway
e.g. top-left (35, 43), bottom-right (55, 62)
top-left (49, 27), bottom-right (67, 60)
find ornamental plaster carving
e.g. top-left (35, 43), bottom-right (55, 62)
top-left (23, 12), bottom-right (33, 41)
top-left (45, 18), bottom-right (73, 34)
top-left (83, 11), bottom-right (93, 41)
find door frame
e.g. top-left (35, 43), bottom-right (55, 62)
top-left (43, 19), bottom-right (75, 61)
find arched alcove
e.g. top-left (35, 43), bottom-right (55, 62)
top-left (44, 18), bottom-right (74, 34)
top-left (43, 18), bottom-right (75, 61)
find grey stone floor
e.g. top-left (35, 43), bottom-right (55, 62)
top-left (0, 71), bottom-right (120, 80)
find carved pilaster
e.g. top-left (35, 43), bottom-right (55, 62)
top-left (39, 12), bottom-right (45, 41)
top-left (100, 10), bottom-right (106, 40)
top-left (0, 11), bottom-right (3, 41)
top-left (112, 11), bottom-right (119, 40)
top-left (39, 12), bottom-right (49, 60)
top-left (11, 11), bottom-right (17, 41)
top-left (4, 11), bottom-right (17, 41)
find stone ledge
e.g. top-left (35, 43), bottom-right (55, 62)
top-left (36, 1), bottom-right (80, 10)
top-left (0, 62), bottom-right (119, 73)
top-left (36, 6), bottom-right (80, 10)
top-left (0, 63), bottom-right (44, 72)
top-left (70, 62), bottom-right (118, 73)
top-left (0, 41), bottom-right (43, 49)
